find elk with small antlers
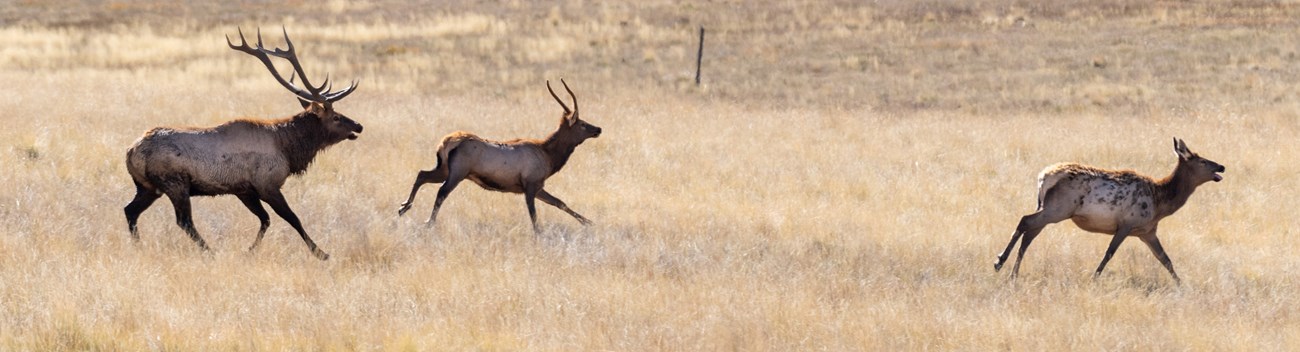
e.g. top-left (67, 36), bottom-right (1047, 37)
top-left (123, 28), bottom-right (362, 260)
top-left (397, 79), bottom-right (602, 231)
top-left (994, 138), bottom-right (1224, 283)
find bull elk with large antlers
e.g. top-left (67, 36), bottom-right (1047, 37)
top-left (994, 138), bottom-right (1224, 283)
top-left (397, 79), bottom-right (602, 232)
top-left (123, 28), bottom-right (362, 260)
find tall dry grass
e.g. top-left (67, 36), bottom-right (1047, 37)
top-left (1, 1), bottom-right (1298, 350)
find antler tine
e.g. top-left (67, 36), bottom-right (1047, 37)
top-left (274, 27), bottom-right (326, 99)
top-left (546, 80), bottom-right (571, 114)
top-left (324, 80), bottom-right (359, 103)
top-left (306, 57), bottom-right (357, 102)
top-left (280, 26), bottom-right (294, 52)
top-left (560, 78), bottom-right (578, 117)
top-left (224, 27), bottom-right (246, 49)
top-left (227, 27), bottom-right (318, 102)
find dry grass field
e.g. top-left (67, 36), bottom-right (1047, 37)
top-left (1, 0), bottom-right (1299, 350)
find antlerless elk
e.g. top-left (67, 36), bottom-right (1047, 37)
top-left (994, 138), bottom-right (1224, 284)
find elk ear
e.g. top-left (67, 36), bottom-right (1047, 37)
top-left (566, 113), bottom-right (578, 126)
top-left (1173, 137), bottom-right (1193, 160)
top-left (302, 101), bottom-right (330, 117)
top-left (298, 97), bottom-right (312, 108)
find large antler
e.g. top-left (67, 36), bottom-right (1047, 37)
top-left (226, 27), bottom-right (358, 103)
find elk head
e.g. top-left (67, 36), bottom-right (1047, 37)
top-left (227, 27), bottom-right (364, 143)
top-left (295, 86), bottom-right (364, 142)
top-left (1173, 137), bottom-right (1224, 184)
top-left (547, 79), bottom-right (601, 144)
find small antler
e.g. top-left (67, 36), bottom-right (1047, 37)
top-left (546, 80), bottom-right (571, 115)
top-left (560, 79), bottom-right (578, 120)
top-left (226, 27), bottom-right (358, 103)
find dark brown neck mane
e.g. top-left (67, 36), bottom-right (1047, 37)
top-left (1154, 160), bottom-right (1199, 218)
top-left (273, 112), bottom-right (337, 175)
top-left (540, 127), bottom-right (583, 176)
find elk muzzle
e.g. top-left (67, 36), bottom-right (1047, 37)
top-left (348, 124), bottom-right (363, 140)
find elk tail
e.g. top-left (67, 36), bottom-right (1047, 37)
top-left (1035, 164), bottom-right (1070, 211)
top-left (124, 144), bottom-right (154, 191)
top-left (431, 133), bottom-right (473, 183)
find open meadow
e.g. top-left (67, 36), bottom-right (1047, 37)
top-left (1, 0), bottom-right (1299, 350)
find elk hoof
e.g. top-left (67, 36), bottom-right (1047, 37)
top-left (312, 249), bottom-right (330, 261)
top-left (578, 218), bottom-right (593, 226)
top-left (397, 203), bottom-right (412, 216)
top-left (993, 262), bottom-right (1003, 272)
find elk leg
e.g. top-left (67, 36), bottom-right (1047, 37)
top-left (398, 169), bottom-right (440, 216)
top-left (998, 212), bottom-right (1050, 274)
top-left (124, 183), bottom-right (161, 241)
top-left (536, 189), bottom-right (592, 226)
top-left (1000, 186), bottom-right (1076, 277)
top-left (1094, 227), bottom-right (1132, 279)
top-left (261, 190), bottom-right (328, 261)
top-left (1138, 232), bottom-right (1180, 285)
top-left (1010, 227), bottom-right (1045, 278)
top-left (994, 216), bottom-right (1030, 272)
top-left (428, 174), bottom-right (466, 228)
top-left (236, 194), bottom-right (271, 251)
top-left (164, 191), bottom-right (208, 251)
top-left (524, 185), bottom-right (541, 233)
